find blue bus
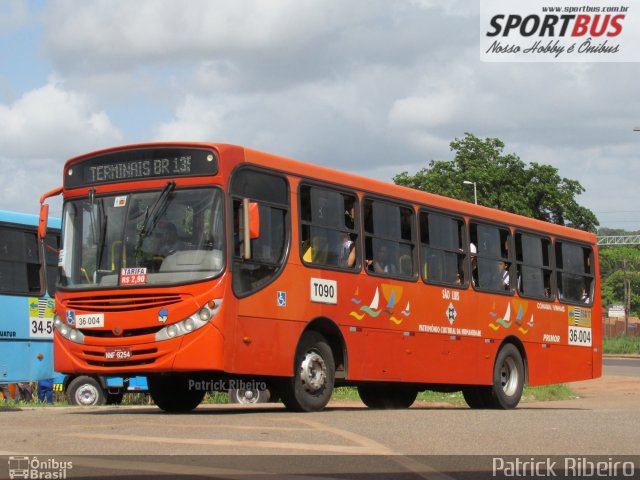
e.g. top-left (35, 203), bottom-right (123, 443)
top-left (0, 210), bottom-right (60, 388)
top-left (0, 210), bottom-right (147, 405)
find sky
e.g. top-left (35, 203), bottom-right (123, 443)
top-left (1, 0), bottom-right (639, 230)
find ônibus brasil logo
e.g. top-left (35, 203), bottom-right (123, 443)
top-left (7, 456), bottom-right (73, 479)
top-left (480, 0), bottom-right (640, 62)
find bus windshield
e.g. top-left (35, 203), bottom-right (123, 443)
top-left (60, 186), bottom-right (225, 289)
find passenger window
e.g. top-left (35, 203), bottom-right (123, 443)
top-left (515, 232), bottom-right (552, 300)
top-left (556, 241), bottom-right (593, 305)
top-left (299, 185), bottom-right (358, 270)
top-left (363, 199), bottom-right (416, 279)
top-left (44, 233), bottom-right (61, 297)
top-left (469, 222), bottom-right (512, 293)
top-left (0, 226), bottom-right (43, 295)
top-left (420, 211), bottom-right (466, 286)
top-left (230, 169), bottom-right (289, 297)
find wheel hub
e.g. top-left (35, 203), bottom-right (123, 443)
top-left (76, 385), bottom-right (99, 405)
top-left (500, 357), bottom-right (519, 396)
top-left (300, 351), bottom-right (327, 393)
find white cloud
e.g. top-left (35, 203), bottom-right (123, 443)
top-left (41, 0), bottom-right (384, 73)
top-left (2, 0), bottom-right (638, 228)
top-left (0, 82), bottom-right (121, 214)
top-left (0, 82), bottom-right (122, 160)
top-left (0, 0), bottom-right (29, 32)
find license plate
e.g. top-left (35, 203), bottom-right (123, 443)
top-left (105, 347), bottom-right (132, 360)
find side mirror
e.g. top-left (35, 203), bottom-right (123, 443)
top-left (38, 186), bottom-right (63, 239)
top-left (248, 201), bottom-right (260, 240)
top-left (242, 199), bottom-right (261, 259)
top-left (38, 204), bottom-right (50, 240)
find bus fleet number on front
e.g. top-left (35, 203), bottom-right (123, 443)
top-left (310, 278), bottom-right (338, 305)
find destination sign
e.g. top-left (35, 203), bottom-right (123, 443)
top-left (65, 147), bottom-right (218, 188)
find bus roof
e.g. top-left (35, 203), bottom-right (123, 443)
top-left (241, 146), bottom-right (597, 245)
top-left (62, 141), bottom-right (597, 245)
top-left (0, 210), bottom-right (61, 230)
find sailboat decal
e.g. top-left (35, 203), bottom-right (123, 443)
top-left (350, 285), bottom-right (410, 322)
top-left (488, 301), bottom-right (533, 336)
top-left (360, 288), bottom-right (382, 317)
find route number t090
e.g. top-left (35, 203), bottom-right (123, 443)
top-left (310, 278), bottom-right (337, 305)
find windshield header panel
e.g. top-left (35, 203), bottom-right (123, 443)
top-left (65, 147), bottom-right (218, 189)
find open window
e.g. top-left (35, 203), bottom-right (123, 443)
top-left (299, 184), bottom-right (358, 270)
top-left (363, 198), bottom-right (416, 279)
top-left (515, 232), bottom-right (552, 300)
top-left (420, 210), bottom-right (467, 287)
top-left (469, 221), bottom-right (512, 293)
top-left (555, 240), bottom-right (594, 305)
top-left (230, 168), bottom-right (289, 297)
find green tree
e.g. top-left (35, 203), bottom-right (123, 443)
top-left (393, 133), bottom-right (599, 232)
top-left (599, 246), bottom-right (640, 326)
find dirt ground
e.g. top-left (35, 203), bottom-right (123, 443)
top-left (570, 375), bottom-right (640, 397)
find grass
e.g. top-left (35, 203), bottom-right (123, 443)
top-left (332, 384), bottom-right (575, 405)
top-left (603, 335), bottom-right (640, 355)
top-left (3, 383), bottom-right (575, 409)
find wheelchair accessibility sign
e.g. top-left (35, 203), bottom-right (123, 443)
top-left (277, 291), bottom-right (287, 307)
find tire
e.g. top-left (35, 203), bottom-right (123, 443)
top-left (148, 375), bottom-right (205, 413)
top-left (483, 344), bottom-right (525, 409)
top-left (279, 331), bottom-right (335, 412)
top-left (462, 385), bottom-right (488, 409)
top-left (66, 376), bottom-right (106, 406)
top-left (228, 388), bottom-right (271, 404)
top-left (358, 384), bottom-right (418, 409)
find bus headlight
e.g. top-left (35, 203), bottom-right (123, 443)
top-left (167, 325), bottom-right (179, 338)
top-left (198, 308), bottom-right (211, 322)
top-left (54, 314), bottom-right (85, 344)
top-left (155, 299), bottom-right (222, 342)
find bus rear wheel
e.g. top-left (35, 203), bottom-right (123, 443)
top-left (148, 375), bottom-right (205, 413)
top-left (358, 384), bottom-right (418, 409)
top-left (481, 344), bottom-right (525, 409)
top-left (228, 388), bottom-right (270, 404)
top-left (280, 331), bottom-right (335, 412)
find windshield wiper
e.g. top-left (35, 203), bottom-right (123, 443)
top-left (96, 213), bottom-right (108, 271)
top-left (134, 181), bottom-right (176, 257)
top-left (88, 188), bottom-right (99, 245)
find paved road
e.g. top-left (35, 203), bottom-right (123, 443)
top-left (1, 360), bottom-right (639, 479)
top-left (604, 356), bottom-right (640, 377)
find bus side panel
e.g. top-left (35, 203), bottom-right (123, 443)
top-left (528, 343), bottom-right (596, 386)
top-left (230, 316), bottom-right (303, 377)
top-left (0, 295), bottom-right (55, 383)
top-left (229, 264), bottom-right (324, 377)
top-left (386, 334), bottom-right (485, 384)
top-left (0, 340), bottom-right (54, 383)
top-left (522, 342), bottom-right (549, 386)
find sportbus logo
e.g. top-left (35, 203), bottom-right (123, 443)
top-left (480, 0), bottom-right (640, 62)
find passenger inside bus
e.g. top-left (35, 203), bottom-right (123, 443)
top-left (339, 205), bottom-right (356, 268)
top-left (366, 244), bottom-right (397, 274)
top-left (154, 221), bottom-right (181, 257)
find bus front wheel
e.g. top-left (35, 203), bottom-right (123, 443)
top-left (280, 331), bottom-right (335, 412)
top-left (148, 375), bottom-right (205, 413)
top-left (66, 376), bottom-right (106, 406)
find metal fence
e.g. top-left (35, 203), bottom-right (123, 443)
top-left (603, 317), bottom-right (640, 337)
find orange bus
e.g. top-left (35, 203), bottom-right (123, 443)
top-left (39, 143), bottom-right (601, 412)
